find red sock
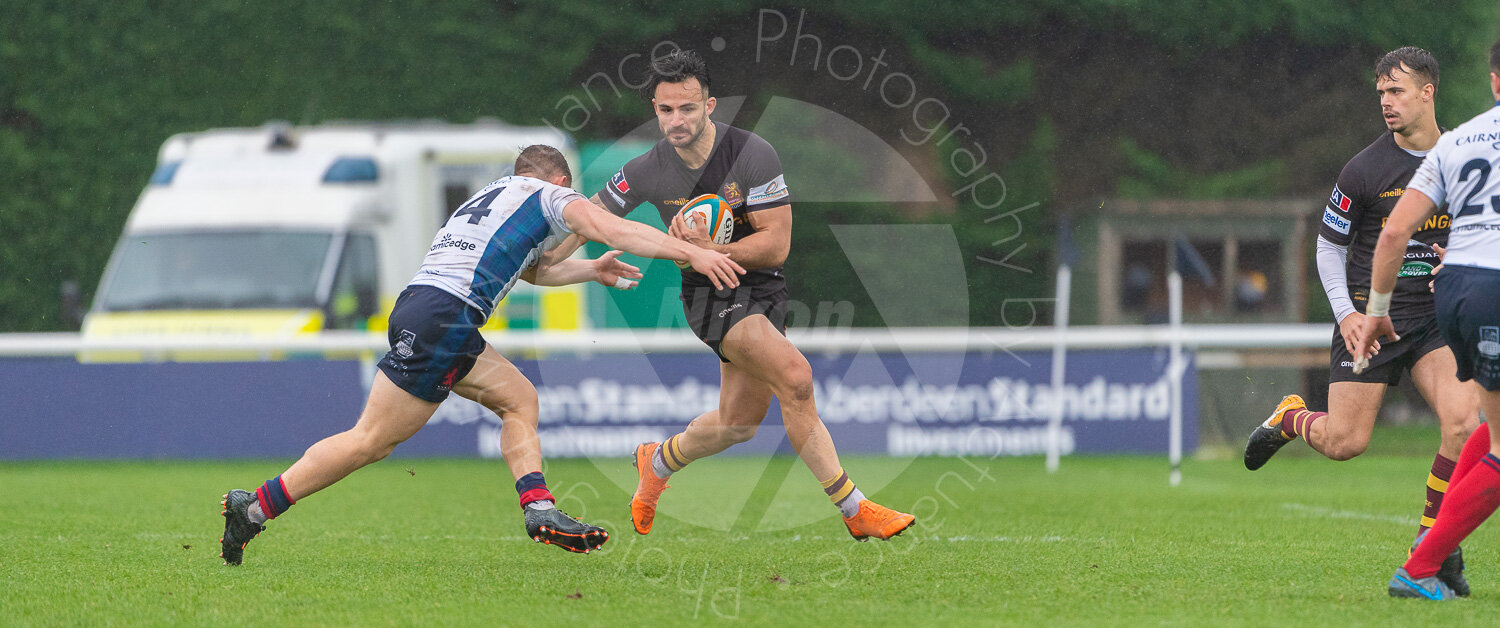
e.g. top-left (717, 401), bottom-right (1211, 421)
top-left (1405, 453), bottom-right (1500, 578)
top-left (1419, 454), bottom-right (1457, 534)
top-left (1450, 423), bottom-right (1491, 488)
top-left (1280, 409), bottom-right (1326, 439)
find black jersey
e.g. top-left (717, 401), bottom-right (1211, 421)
top-left (1318, 131), bottom-right (1448, 319)
top-left (596, 122), bottom-right (792, 292)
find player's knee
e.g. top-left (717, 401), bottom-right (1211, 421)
top-left (1324, 437), bottom-right (1370, 461)
top-left (1441, 417), bottom-right (1479, 449)
top-left (351, 428), bottom-right (403, 464)
top-left (774, 360), bottom-right (815, 403)
top-left (722, 423), bottom-right (759, 445)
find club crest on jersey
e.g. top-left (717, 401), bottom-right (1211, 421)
top-left (611, 171), bottom-right (630, 194)
top-left (720, 182), bottom-right (744, 207)
top-left (1329, 186), bottom-right (1351, 212)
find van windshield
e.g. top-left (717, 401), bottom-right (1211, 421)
top-left (96, 231), bottom-right (334, 311)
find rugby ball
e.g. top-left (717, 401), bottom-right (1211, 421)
top-left (680, 194), bottom-right (735, 245)
top-left (675, 194), bottom-right (734, 269)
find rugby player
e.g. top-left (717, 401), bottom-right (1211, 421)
top-left (217, 145), bottom-right (745, 564)
top-left (1243, 48), bottom-right (1480, 541)
top-left (1361, 39), bottom-right (1500, 600)
top-left (593, 50), bottom-right (915, 540)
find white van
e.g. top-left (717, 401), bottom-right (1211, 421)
top-left (84, 121), bottom-right (588, 357)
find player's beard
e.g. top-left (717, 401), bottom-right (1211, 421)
top-left (665, 117), bottom-right (708, 149)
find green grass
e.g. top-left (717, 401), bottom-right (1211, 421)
top-left (4, 436), bottom-right (1497, 625)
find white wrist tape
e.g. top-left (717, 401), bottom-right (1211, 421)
top-left (1366, 290), bottom-right (1392, 318)
top-left (612, 277), bottom-right (637, 290)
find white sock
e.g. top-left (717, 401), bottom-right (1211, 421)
top-left (526, 499), bottom-right (556, 511)
top-left (838, 488), bottom-right (866, 519)
top-left (246, 501), bottom-right (268, 525)
top-left (651, 447), bottom-right (674, 479)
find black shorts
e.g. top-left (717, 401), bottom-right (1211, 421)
top-left (376, 286), bottom-right (486, 402)
top-left (681, 284), bottom-right (788, 362)
top-left (1434, 265), bottom-right (1500, 391)
top-left (1329, 312), bottom-right (1447, 385)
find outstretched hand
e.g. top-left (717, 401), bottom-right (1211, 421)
top-left (685, 247), bottom-right (745, 290)
top-left (592, 250), bottom-right (642, 290)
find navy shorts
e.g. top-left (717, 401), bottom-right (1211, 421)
top-left (1328, 314), bottom-right (1447, 385)
top-left (376, 286), bottom-right (486, 402)
top-left (1434, 265), bottom-right (1500, 391)
top-left (681, 284), bottom-right (787, 362)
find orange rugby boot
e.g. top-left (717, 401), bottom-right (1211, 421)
top-left (842, 499), bottom-right (916, 541)
top-left (630, 442), bottom-right (671, 535)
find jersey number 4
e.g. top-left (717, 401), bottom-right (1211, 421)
top-left (451, 186), bottom-right (506, 225)
top-left (1456, 159), bottom-right (1500, 217)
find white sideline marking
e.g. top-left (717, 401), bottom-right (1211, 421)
top-left (1281, 503), bottom-right (1417, 526)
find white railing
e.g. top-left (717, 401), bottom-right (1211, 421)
top-left (0, 324), bottom-right (1332, 357)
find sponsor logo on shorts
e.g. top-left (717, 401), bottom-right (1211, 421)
top-left (1480, 327), bottom-right (1500, 359)
top-left (1323, 208), bottom-right (1351, 235)
top-left (1329, 186), bottom-right (1351, 212)
top-left (718, 303), bottom-right (744, 318)
top-left (747, 175), bottom-right (789, 205)
top-left (1339, 361), bottom-right (1356, 368)
top-left (395, 330), bottom-right (417, 359)
top-left (611, 170), bottom-right (630, 194)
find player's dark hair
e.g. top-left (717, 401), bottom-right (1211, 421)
top-left (1376, 46), bottom-right (1439, 92)
top-left (514, 145), bottom-right (572, 184)
top-left (1490, 38), bottom-right (1500, 74)
top-left (643, 49), bottom-right (711, 100)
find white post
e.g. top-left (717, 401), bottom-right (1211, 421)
top-left (1168, 269), bottom-right (1184, 486)
top-left (1046, 264), bottom-right (1072, 474)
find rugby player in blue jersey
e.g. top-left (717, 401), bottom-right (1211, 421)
top-left (217, 145), bottom-right (744, 564)
top-left (1359, 39), bottom-right (1500, 600)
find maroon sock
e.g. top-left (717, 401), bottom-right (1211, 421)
top-left (1405, 453), bottom-right (1500, 579)
top-left (1419, 454), bottom-right (1457, 534)
top-left (1280, 409), bottom-right (1326, 439)
top-left (1450, 423), bottom-right (1491, 488)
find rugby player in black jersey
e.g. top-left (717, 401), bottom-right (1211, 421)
top-left (1243, 47), bottom-right (1480, 592)
top-left (591, 51), bottom-right (914, 541)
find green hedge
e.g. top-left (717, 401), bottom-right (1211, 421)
top-left (2, 1), bottom-right (1495, 329)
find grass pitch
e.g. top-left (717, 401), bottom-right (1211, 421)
top-left (4, 426), bottom-right (1497, 625)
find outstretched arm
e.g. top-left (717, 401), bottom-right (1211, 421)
top-left (562, 199), bottom-right (745, 289)
top-left (522, 250), bottom-right (642, 289)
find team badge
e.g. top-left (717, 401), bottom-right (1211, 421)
top-left (1480, 327), bottom-right (1500, 359)
top-left (720, 182), bottom-right (744, 207)
top-left (395, 329), bottom-right (417, 359)
top-left (1329, 186), bottom-right (1351, 212)
top-left (611, 171), bottom-right (630, 194)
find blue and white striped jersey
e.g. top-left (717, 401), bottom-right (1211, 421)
top-left (1409, 102), bottom-right (1500, 271)
top-left (408, 175), bottom-right (580, 317)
